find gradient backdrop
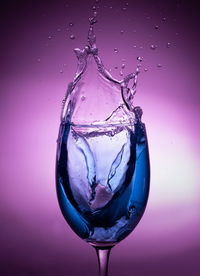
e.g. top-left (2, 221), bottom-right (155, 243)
top-left (0, 0), bottom-right (200, 275)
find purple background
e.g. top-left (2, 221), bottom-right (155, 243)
top-left (1, 0), bottom-right (200, 275)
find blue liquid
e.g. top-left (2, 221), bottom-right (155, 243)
top-left (56, 121), bottom-right (150, 245)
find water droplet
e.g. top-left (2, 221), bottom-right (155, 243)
top-left (57, 28), bottom-right (61, 32)
top-left (81, 95), bottom-right (86, 101)
top-left (89, 16), bottom-right (97, 25)
top-left (139, 46), bottom-right (143, 49)
top-left (93, 11), bottom-right (97, 17)
top-left (122, 7), bottom-right (127, 10)
top-left (144, 68), bottom-right (148, 72)
top-left (155, 25), bottom-right (159, 30)
top-left (69, 22), bottom-right (74, 27)
top-left (120, 30), bottom-right (124, 35)
top-left (133, 45), bottom-right (137, 48)
top-left (48, 35), bottom-right (52, 39)
top-left (157, 64), bottom-right (162, 68)
top-left (150, 44), bottom-right (157, 50)
top-left (60, 69), bottom-right (63, 74)
top-left (126, 2), bottom-right (129, 6)
top-left (121, 63), bottom-right (125, 69)
top-left (92, 5), bottom-right (96, 10)
top-left (70, 34), bottom-right (75, 40)
top-left (137, 56), bottom-right (143, 62)
top-left (109, 6), bottom-right (113, 9)
top-left (37, 58), bottom-right (41, 62)
top-left (119, 70), bottom-right (123, 76)
top-left (64, 63), bottom-right (66, 67)
top-left (166, 42), bottom-right (171, 48)
top-left (114, 48), bottom-right (118, 53)
top-left (162, 17), bottom-right (166, 21)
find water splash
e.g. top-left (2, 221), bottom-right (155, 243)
top-left (61, 16), bottom-right (141, 125)
top-left (56, 17), bottom-right (150, 243)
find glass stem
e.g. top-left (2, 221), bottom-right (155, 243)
top-left (95, 247), bottom-right (112, 276)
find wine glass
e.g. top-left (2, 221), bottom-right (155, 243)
top-left (55, 18), bottom-right (150, 276)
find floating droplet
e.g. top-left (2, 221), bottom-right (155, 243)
top-left (48, 35), bottom-right (52, 39)
top-left (60, 69), bottom-right (63, 74)
top-left (150, 44), bottom-right (157, 50)
top-left (57, 28), bottom-right (61, 32)
top-left (70, 34), bottom-right (75, 40)
top-left (119, 70), bottom-right (123, 76)
top-left (93, 11), bottom-right (97, 17)
top-left (89, 16), bottom-right (97, 25)
top-left (139, 46), bottom-right (143, 49)
top-left (133, 45), bottom-right (137, 48)
top-left (121, 63), bottom-right (125, 69)
top-left (155, 25), bottom-right (159, 30)
top-left (81, 95), bottom-right (86, 101)
top-left (109, 6), bottom-right (113, 9)
top-left (157, 64), bottom-right (162, 68)
top-left (92, 5), bottom-right (96, 10)
top-left (69, 22), bottom-right (74, 27)
top-left (120, 30), bottom-right (124, 35)
top-left (133, 30), bottom-right (136, 33)
top-left (144, 68), bottom-right (148, 72)
top-left (166, 42), bottom-right (171, 48)
top-left (162, 17), bottom-right (166, 21)
top-left (137, 56), bottom-right (143, 62)
top-left (122, 7), bottom-right (127, 10)
top-left (64, 63), bottom-right (66, 67)
top-left (114, 48), bottom-right (118, 53)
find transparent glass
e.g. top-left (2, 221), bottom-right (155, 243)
top-left (56, 120), bottom-right (150, 275)
top-left (56, 16), bottom-right (150, 275)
